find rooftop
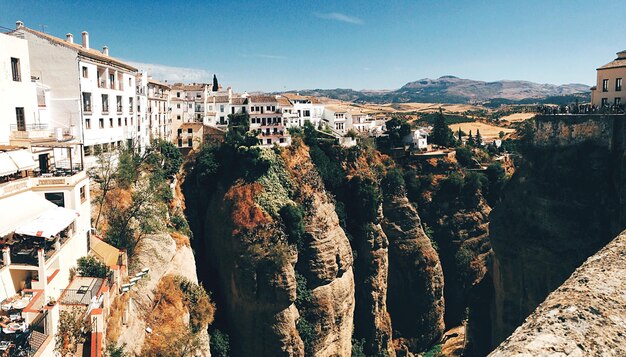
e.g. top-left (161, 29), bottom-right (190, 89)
top-left (10, 23), bottom-right (137, 72)
top-left (598, 50), bottom-right (626, 70)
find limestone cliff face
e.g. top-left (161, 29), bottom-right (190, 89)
top-left (382, 196), bottom-right (445, 351)
top-left (490, 230), bottom-right (626, 356)
top-left (114, 233), bottom-right (210, 356)
top-left (353, 219), bottom-right (395, 357)
top-left (488, 115), bottom-right (626, 349)
top-left (298, 192), bottom-right (355, 357)
top-left (194, 145), bottom-right (355, 357)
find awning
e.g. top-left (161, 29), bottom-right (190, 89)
top-left (15, 207), bottom-right (79, 238)
top-left (7, 150), bottom-right (37, 171)
top-left (90, 236), bottom-right (121, 267)
top-left (0, 153), bottom-right (18, 177)
top-left (0, 192), bottom-right (56, 237)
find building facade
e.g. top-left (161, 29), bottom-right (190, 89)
top-left (591, 50), bottom-right (626, 107)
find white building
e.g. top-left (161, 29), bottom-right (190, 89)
top-left (248, 95), bottom-right (291, 147)
top-left (147, 79), bottom-right (171, 141)
top-left (283, 93), bottom-right (324, 128)
top-left (135, 72), bottom-right (150, 153)
top-left (0, 33), bottom-right (50, 147)
top-left (9, 21), bottom-right (139, 167)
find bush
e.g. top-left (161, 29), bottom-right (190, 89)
top-left (297, 317), bottom-right (315, 355)
top-left (76, 256), bottom-right (109, 278)
top-left (455, 147), bottom-right (474, 168)
top-left (438, 172), bottom-right (464, 197)
top-left (210, 329), bottom-right (230, 357)
top-left (346, 176), bottom-right (381, 224)
top-left (105, 344), bottom-right (127, 357)
top-left (404, 170), bottom-right (421, 203)
top-left (464, 171), bottom-right (488, 196)
top-left (280, 204), bottom-right (306, 249)
top-left (381, 168), bottom-right (405, 198)
top-left (351, 338), bottom-right (367, 357)
top-left (171, 214), bottom-right (191, 236)
top-left (154, 140), bottom-right (183, 177)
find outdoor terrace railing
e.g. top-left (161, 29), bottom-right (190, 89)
top-left (9, 124), bottom-right (49, 132)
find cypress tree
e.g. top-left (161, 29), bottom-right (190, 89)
top-left (475, 129), bottom-right (482, 147)
top-left (212, 74), bottom-right (219, 92)
top-left (467, 130), bottom-right (475, 146)
top-left (431, 109), bottom-right (452, 146)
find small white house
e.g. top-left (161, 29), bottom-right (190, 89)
top-left (404, 127), bottom-right (429, 150)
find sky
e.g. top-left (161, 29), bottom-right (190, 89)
top-left (1, 0), bottom-right (626, 92)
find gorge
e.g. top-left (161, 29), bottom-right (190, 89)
top-left (181, 114), bottom-right (626, 356)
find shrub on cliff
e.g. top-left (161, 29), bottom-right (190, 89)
top-left (381, 168), bottom-right (406, 198)
top-left (346, 176), bottom-right (382, 224)
top-left (280, 203), bottom-right (306, 249)
top-left (76, 256), bottom-right (109, 278)
top-left (455, 147), bottom-right (474, 168)
top-left (210, 329), bottom-right (230, 357)
top-left (153, 139), bottom-right (183, 178)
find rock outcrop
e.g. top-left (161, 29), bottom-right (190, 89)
top-left (488, 115), bottom-right (626, 349)
top-left (382, 196), bottom-right (445, 351)
top-left (490, 230), bottom-right (626, 356)
top-left (115, 233), bottom-right (210, 356)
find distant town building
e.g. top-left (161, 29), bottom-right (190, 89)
top-left (147, 78), bottom-right (171, 141)
top-left (591, 50), bottom-right (626, 107)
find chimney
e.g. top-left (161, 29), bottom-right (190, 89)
top-left (81, 31), bottom-right (89, 49)
top-left (15, 21), bottom-right (24, 29)
top-left (102, 45), bottom-right (109, 56)
top-left (66, 33), bottom-right (74, 43)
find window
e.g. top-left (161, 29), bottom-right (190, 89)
top-left (220, 105), bottom-right (224, 113)
top-left (99, 118), bottom-right (104, 128)
top-left (116, 96), bottom-right (122, 112)
top-left (102, 94), bottom-right (109, 112)
top-left (80, 186), bottom-right (86, 203)
top-left (603, 79), bottom-right (609, 92)
top-left (178, 139), bottom-right (182, 147)
top-left (10, 58), bottom-right (20, 81)
top-left (188, 138), bottom-right (193, 147)
top-left (615, 97), bottom-right (622, 106)
top-left (177, 92), bottom-right (180, 98)
top-left (129, 97), bottom-right (134, 112)
top-left (266, 139), bottom-right (271, 145)
top-left (83, 92), bottom-right (92, 112)
top-left (15, 107), bottom-right (25, 131)
top-left (85, 118), bottom-right (91, 129)
top-left (177, 115), bottom-right (181, 120)
top-left (109, 118), bottom-right (114, 128)
top-left (602, 98), bottom-right (609, 107)
top-left (85, 146), bottom-right (92, 156)
top-left (177, 103), bottom-right (181, 109)
top-left (125, 118), bottom-right (128, 126)
top-left (129, 78), bottom-right (132, 87)
top-left (82, 66), bottom-right (88, 78)
top-left (110, 74), bottom-right (115, 88)
top-left (188, 128), bottom-right (193, 134)
top-left (177, 128), bottom-right (182, 135)
top-left (617, 78), bottom-right (623, 92)
top-left (118, 118), bottom-right (122, 127)
top-left (45, 192), bottom-right (65, 207)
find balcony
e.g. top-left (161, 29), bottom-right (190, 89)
top-left (9, 124), bottom-right (51, 140)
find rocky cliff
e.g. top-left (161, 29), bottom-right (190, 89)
top-left (487, 115), bottom-right (626, 349)
top-left (382, 195), bottom-right (445, 352)
top-left (490, 230), bottom-right (626, 356)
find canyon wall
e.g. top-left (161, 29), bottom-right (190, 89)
top-left (487, 114), bottom-right (626, 348)
top-left (490, 230), bottom-right (626, 356)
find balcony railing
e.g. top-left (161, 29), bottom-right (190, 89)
top-left (9, 124), bottom-right (49, 131)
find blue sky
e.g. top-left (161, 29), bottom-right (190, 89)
top-left (2, 0), bottom-right (625, 92)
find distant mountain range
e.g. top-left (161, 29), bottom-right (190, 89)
top-left (286, 76), bottom-right (591, 107)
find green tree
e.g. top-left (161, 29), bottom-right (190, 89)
top-left (467, 130), bottom-right (475, 146)
top-left (386, 115), bottom-right (411, 147)
top-left (55, 308), bottom-right (90, 357)
top-left (381, 168), bottom-right (406, 198)
top-left (280, 204), bottom-right (306, 249)
top-left (76, 256), bottom-right (109, 278)
top-left (431, 109), bottom-right (453, 147)
top-left (212, 74), bottom-right (219, 91)
top-left (475, 129), bottom-right (483, 147)
top-left (210, 329), bottom-right (230, 357)
top-left (455, 147), bottom-right (474, 167)
top-left (153, 140), bottom-right (183, 177)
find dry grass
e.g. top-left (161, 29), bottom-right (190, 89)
top-left (500, 112), bottom-right (536, 123)
top-left (106, 292), bottom-right (130, 344)
top-left (449, 122), bottom-right (515, 141)
top-left (224, 181), bottom-right (272, 236)
top-left (170, 231), bottom-right (190, 248)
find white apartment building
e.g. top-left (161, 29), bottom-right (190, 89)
top-left (283, 93), bottom-right (324, 128)
top-left (147, 79), bottom-right (171, 141)
top-left (10, 22), bottom-right (139, 167)
top-left (135, 72), bottom-right (150, 153)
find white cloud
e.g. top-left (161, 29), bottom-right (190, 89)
top-left (125, 60), bottom-right (213, 82)
top-left (314, 12), bottom-right (364, 25)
